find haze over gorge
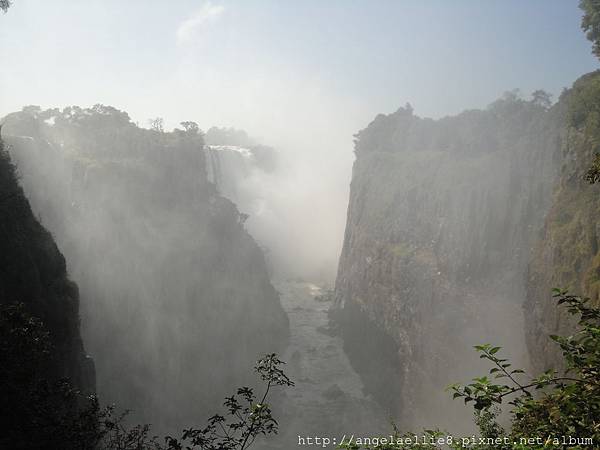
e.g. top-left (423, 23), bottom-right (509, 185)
top-left (1, 1), bottom-right (600, 449)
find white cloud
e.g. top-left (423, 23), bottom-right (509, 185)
top-left (176, 2), bottom-right (225, 45)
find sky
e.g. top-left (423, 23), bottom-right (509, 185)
top-left (1, 0), bottom-right (599, 278)
top-left (0, 1), bottom-right (597, 129)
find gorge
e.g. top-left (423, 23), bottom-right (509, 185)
top-left (1, 2), bottom-right (600, 447)
top-left (1, 107), bottom-right (288, 433)
top-left (333, 74), bottom-right (600, 431)
top-left (2, 74), bottom-right (600, 442)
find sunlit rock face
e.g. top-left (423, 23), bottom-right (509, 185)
top-left (0, 136), bottom-right (94, 393)
top-left (333, 97), bottom-right (565, 430)
top-left (2, 106), bottom-right (288, 433)
top-left (525, 72), bottom-right (600, 374)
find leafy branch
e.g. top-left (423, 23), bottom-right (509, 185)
top-left (447, 343), bottom-right (581, 411)
top-left (165, 353), bottom-right (294, 450)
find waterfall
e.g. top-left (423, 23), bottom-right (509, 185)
top-left (204, 145), bottom-right (255, 205)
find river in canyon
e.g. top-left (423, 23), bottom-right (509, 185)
top-left (259, 281), bottom-right (389, 449)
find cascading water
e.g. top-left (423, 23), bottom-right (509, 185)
top-left (205, 145), bottom-right (255, 205)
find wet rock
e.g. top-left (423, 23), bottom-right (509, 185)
top-left (322, 384), bottom-right (345, 400)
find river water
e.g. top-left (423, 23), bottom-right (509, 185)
top-left (259, 281), bottom-right (388, 449)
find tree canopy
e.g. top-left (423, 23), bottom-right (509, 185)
top-left (580, 0), bottom-right (600, 59)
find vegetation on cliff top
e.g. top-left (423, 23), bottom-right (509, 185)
top-left (2, 1), bottom-right (600, 448)
top-left (2, 104), bottom-right (289, 431)
top-left (581, 0), bottom-right (600, 60)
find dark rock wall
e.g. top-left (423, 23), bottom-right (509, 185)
top-left (525, 71), bottom-right (600, 373)
top-left (0, 136), bottom-right (94, 392)
top-left (334, 98), bottom-right (565, 428)
top-left (2, 106), bottom-right (288, 432)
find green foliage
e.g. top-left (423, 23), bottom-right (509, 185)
top-left (585, 153), bottom-right (600, 184)
top-left (0, 302), bottom-right (160, 449)
top-left (0, 302), bottom-right (106, 449)
top-left (509, 291), bottom-right (599, 442)
top-left (205, 127), bottom-right (253, 147)
top-left (566, 72), bottom-right (600, 135)
top-left (0, 302), bottom-right (292, 449)
top-left (451, 289), bottom-right (600, 448)
top-left (0, 0), bottom-right (10, 13)
top-left (98, 408), bottom-right (164, 450)
top-left (149, 117), bottom-right (165, 133)
top-left (531, 90), bottom-right (552, 109)
top-left (580, 0), bottom-right (600, 60)
top-left (180, 121), bottom-right (200, 134)
top-left (341, 291), bottom-right (600, 450)
top-left (165, 354), bottom-right (294, 450)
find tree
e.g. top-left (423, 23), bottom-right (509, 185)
top-left (0, 301), bottom-right (292, 450)
top-left (450, 290), bottom-right (600, 448)
top-left (149, 117), bottom-right (164, 133)
top-left (586, 153), bottom-right (600, 184)
top-left (342, 290), bottom-right (600, 449)
top-left (531, 89), bottom-right (552, 109)
top-left (180, 121), bottom-right (200, 134)
top-left (580, 0), bottom-right (600, 59)
top-left (0, 0), bottom-right (10, 13)
top-left (165, 354), bottom-right (294, 450)
top-left (0, 302), bottom-right (106, 449)
top-left (239, 213), bottom-right (249, 225)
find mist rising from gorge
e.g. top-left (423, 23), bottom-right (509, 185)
top-left (2, 108), bottom-right (290, 433)
top-left (2, 1), bottom-right (600, 446)
top-left (2, 1), bottom-right (593, 284)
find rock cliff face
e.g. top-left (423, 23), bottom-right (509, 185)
top-left (0, 135), bottom-right (94, 392)
top-left (333, 97), bottom-right (565, 428)
top-left (525, 71), bottom-right (600, 373)
top-left (2, 106), bottom-right (288, 432)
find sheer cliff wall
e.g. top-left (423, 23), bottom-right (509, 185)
top-left (333, 97), bottom-right (565, 429)
top-left (525, 71), bottom-right (600, 373)
top-left (0, 135), bottom-right (94, 392)
top-left (2, 106), bottom-right (288, 432)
